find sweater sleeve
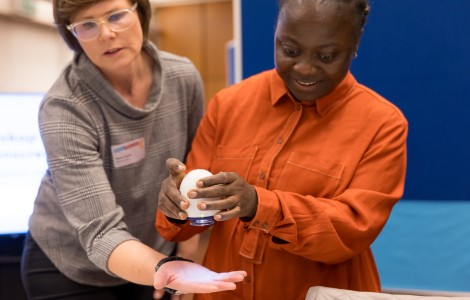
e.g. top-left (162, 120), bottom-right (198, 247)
top-left (39, 96), bottom-right (137, 273)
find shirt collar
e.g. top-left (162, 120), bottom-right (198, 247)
top-left (270, 70), bottom-right (357, 115)
top-left (270, 70), bottom-right (289, 106)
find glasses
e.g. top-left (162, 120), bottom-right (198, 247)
top-left (67, 2), bottom-right (138, 41)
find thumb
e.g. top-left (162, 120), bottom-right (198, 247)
top-left (166, 158), bottom-right (186, 177)
top-left (153, 268), bottom-right (169, 290)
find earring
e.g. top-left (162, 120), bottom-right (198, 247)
top-left (353, 51), bottom-right (358, 59)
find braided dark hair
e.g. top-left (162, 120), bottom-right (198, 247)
top-left (278, 0), bottom-right (370, 37)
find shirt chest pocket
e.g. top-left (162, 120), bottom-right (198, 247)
top-left (211, 145), bottom-right (258, 180)
top-left (275, 152), bottom-right (345, 198)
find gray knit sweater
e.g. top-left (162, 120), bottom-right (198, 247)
top-left (29, 41), bottom-right (204, 286)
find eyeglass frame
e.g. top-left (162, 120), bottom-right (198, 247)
top-left (66, 2), bottom-right (138, 41)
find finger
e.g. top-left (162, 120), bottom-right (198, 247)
top-left (172, 283), bottom-right (219, 295)
top-left (207, 281), bottom-right (237, 291)
top-left (170, 278), bottom-right (243, 295)
top-left (190, 183), bottom-right (228, 200)
top-left (166, 158), bottom-right (186, 177)
top-left (158, 195), bottom-right (188, 220)
top-left (200, 274), bottom-right (247, 290)
top-left (154, 269), bottom-right (169, 290)
top-left (159, 176), bottom-right (189, 210)
top-left (213, 271), bottom-right (247, 282)
top-left (214, 205), bottom-right (241, 221)
top-left (198, 196), bottom-right (236, 211)
top-left (165, 184), bottom-right (190, 210)
top-left (153, 288), bottom-right (165, 299)
top-left (198, 172), bottom-right (236, 187)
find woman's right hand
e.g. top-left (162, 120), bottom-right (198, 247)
top-left (153, 259), bottom-right (247, 295)
top-left (158, 158), bottom-right (189, 220)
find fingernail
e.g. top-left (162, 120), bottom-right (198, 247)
top-left (179, 201), bottom-right (186, 208)
top-left (214, 214), bottom-right (222, 221)
top-left (187, 191), bottom-right (197, 198)
top-left (178, 212), bottom-right (186, 219)
top-left (177, 164), bottom-right (185, 171)
top-left (199, 202), bottom-right (207, 209)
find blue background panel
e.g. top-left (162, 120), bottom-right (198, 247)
top-left (351, 1), bottom-right (470, 200)
top-left (241, 0), bottom-right (470, 200)
top-left (372, 200), bottom-right (470, 293)
top-left (241, 0), bottom-right (277, 79)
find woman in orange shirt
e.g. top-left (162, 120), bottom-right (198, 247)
top-left (156, 0), bottom-right (408, 299)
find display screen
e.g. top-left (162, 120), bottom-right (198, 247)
top-left (0, 93), bottom-right (47, 235)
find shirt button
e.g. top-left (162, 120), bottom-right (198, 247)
top-left (243, 223), bottom-right (249, 229)
top-left (296, 104), bottom-right (301, 111)
top-left (259, 173), bottom-right (265, 180)
top-left (245, 276), bottom-right (251, 283)
top-left (277, 138), bottom-right (283, 144)
top-left (261, 222), bottom-right (268, 229)
top-left (253, 221), bottom-right (259, 227)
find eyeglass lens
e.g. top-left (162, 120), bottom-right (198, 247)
top-left (73, 9), bottom-right (134, 40)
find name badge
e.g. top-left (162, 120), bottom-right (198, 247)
top-left (111, 138), bottom-right (145, 168)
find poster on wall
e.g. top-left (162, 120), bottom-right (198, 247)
top-left (0, 93), bottom-right (46, 235)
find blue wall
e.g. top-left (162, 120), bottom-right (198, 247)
top-left (240, 0), bottom-right (470, 293)
top-left (351, 1), bottom-right (470, 201)
top-left (240, 0), bottom-right (277, 78)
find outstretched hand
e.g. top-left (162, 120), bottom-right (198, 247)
top-left (153, 259), bottom-right (247, 295)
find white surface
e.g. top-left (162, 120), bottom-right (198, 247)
top-left (305, 286), bottom-right (470, 300)
top-left (0, 93), bottom-right (46, 234)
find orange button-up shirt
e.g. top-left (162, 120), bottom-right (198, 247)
top-left (156, 70), bottom-right (408, 300)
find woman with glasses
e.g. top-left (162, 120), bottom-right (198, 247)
top-left (20, 0), bottom-right (246, 299)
